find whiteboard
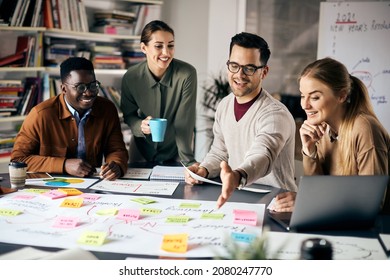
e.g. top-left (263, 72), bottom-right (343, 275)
top-left (318, 1), bottom-right (390, 133)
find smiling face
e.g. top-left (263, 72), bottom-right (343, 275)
top-left (141, 30), bottom-right (175, 79)
top-left (227, 45), bottom-right (268, 103)
top-left (299, 75), bottom-right (347, 128)
top-left (61, 70), bottom-right (97, 115)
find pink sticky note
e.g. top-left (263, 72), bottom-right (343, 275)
top-left (80, 193), bottom-right (101, 201)
top-left (53, 216), bottom-right (79, 228)
top-left (42, 190), bottom-right (67, 199)
top-left (13, 194), bottom-right (35, 200)
top-left (233, 209), bottom-right (257, 226)
top-left (116, 209), bottom-right (140, 221)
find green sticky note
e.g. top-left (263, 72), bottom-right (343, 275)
top-left (166, 216), bottom-right (190, 224)
top-left (78, 231), bottom-right (107, 246)
top-left (0, 208), bottom-right (22, 216)
top-left (131, 197), bottom-right (156, 205)
top-left (201, 213), bottom-right (225, 220)
top-left (96, 208), bottom-right (118, 216)
top-left (179, 203), bottom-right (201, 209)
top-left (141, 208), bottom-right (162, 215)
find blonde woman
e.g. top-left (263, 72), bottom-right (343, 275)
top-left (273, 57), bottom-right (390, 213)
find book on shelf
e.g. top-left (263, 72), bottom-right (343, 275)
top-left (91, 25), bottom-right (135, 36)
top-left (94, 10), bottom-right (136, 21)
top-left (150, 165), bottom-right (186, 181)
top-left (43, 0), bottom-right (54, 28)
top-left (0, 51), bottom-right (26, 67)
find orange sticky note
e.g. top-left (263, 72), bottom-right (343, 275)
top-left (233, 209), bottom-right (257, 226)
top-left (58, 188), bottom-right (83, 196)
top-left (60, 198), bottom-right (84, 208)
top-left (161, 233), bottom-right (188, 253)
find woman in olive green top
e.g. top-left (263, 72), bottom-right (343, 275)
top-left (121, 20), bottom-right (197, 164)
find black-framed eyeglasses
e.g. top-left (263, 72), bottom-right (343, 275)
top-left (64, 81), bottom-right (101, 94)
top-left (226, 61), bottom-right (266, 76)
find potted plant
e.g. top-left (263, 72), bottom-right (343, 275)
top-left (196, 73), bottom-right (231, 157)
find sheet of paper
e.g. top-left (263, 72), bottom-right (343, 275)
top-left (379, 234), bottom-right (390, 251)
top-left (26, 177), bottom-right (99, 189)
top-left (89, 179), bottom-right (180, 196)
top-left (181, 162), bottom-right (222, 185)
top-left (266, 231), bottom-right (387, 260)
top-left (0, 190), bottom-right (265, 258)
top-left (242, 186), bottom-right (271, 193)
top-left (94, 168), bottom-right (152, 180)
top-left (150, 165), bottom-right (185, 181)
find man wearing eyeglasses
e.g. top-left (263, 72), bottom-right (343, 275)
top-left (11, 57), bottom-right (128, 180)
top-left (185, 32), bottom-right (297, 208)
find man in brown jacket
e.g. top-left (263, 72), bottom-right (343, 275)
top-left (11, 57), bottom-right (128, 180)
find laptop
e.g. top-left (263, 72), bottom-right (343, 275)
top-left (268, 175), bottom-right (389, 232)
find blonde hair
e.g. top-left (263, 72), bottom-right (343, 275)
top-left (299, 57), bottom-right (378, 174)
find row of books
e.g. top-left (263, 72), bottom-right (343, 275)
top-left (0, 0), bottom-right (43, 27)
top-left (0, 130), bottom-right (18, 158)
top-left (46, 0), bottom-right (89, 32)
top-left (90, 10), bottom-right (136, 36)
top-left (0, 0), bottom-right (88, 32)
top-left (0, 34), bottom-right (43, 68)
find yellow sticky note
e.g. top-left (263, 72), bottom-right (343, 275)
top-left (58, 188), bottom-right (83, 196)
top-left (78, 231), bottom-right (107, 246)
top-left (0, 208), bottom-right (22, 216)
top-left (60, 198), bottom-right (84, 208)
top-left (96, 208), bottom-right (118, 216)
top-left (161, 233), bottom-right (188, 253)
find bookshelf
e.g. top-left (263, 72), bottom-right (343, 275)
top-left (0, 0), bottom-right (163, 170)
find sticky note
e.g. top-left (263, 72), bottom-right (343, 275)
top-left (201, 213), bottom-right (225, 220)
top-left (141, 208), bottom-right (162, 215)
top-left (60, 198), bottom-right (84, 208)
top-left (233, 209), bottom-right (257, 226)
top-left (0, 208), bottom-right (22, 216)
top-left (80, 193), bottom-right (100, 201)
top-left (131, 197), bottom-right (156, 205)
top-left (13, 194), bottom-right (35, 200)
top-left (231, 232), bottom-right (256, 243)
top-left (58, 188), bottom-right (83, 196)
top-left (96, 208), bottom-right (118, 216)
top-left (166, 216), bottom-right (190, 224)
top-left (117, 209), bottom-right (140, 221)
top-left (53, 216), bottom-right (79, 228)
top-left (42, 190), bottom-right (67, 199)
top-left (24, 188), bottom-right (49, 194)
top-left (179, 202), bottom-right (201, 209)
top-left (78, 231), bottom-right (107, 246)
top-left (161, 233), bottom-right (188, 253)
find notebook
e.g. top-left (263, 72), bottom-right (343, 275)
top-left (268, 175), bottom-right (389, 232)
top-left (149, 165), bottom-right (185, 181)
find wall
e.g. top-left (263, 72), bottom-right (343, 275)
top-left (161, 0), bottom-right (246, 161)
